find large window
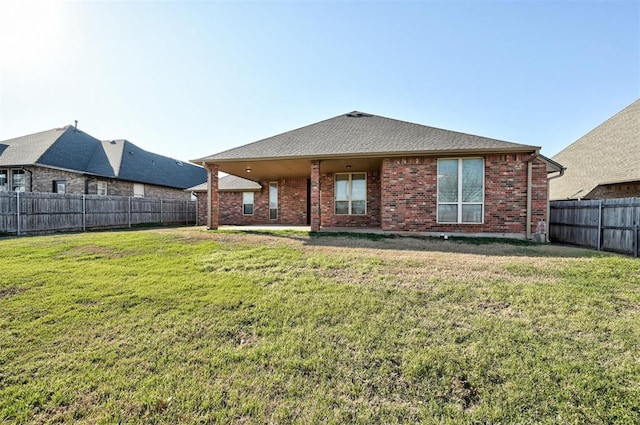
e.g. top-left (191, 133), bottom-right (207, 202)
top-left (335, 173), bottom-right (366, 215)
top-left (437, 158), bottom-right (484, 223)
top-left (11, 169), bottom-right (25, 192)
top-left (243, 192), bottom-right (254, 215)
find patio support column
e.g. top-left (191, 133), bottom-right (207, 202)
top-left (206, 163), bottom-right (219, 230)
top-left (310, 160), bottom-right (321, 231)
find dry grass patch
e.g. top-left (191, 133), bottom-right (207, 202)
top-left (1, 227), bottom-right (638, 424)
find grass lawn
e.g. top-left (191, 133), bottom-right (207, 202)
top-left (1, 227), bottom-right (639, 424)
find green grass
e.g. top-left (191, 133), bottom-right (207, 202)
top-left (1, 228), bottom-right (639, 424)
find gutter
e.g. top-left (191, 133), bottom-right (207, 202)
top-left (525, 150), bottom-right (540, 240)
top-left (545, 165), bottom-right (566, 242)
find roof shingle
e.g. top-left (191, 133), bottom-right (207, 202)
top-left (0, 126), bottom-right (207, 190)
top-left (196, 111), bottom-right (539, 162)
top-left (550, 99), bottom-right (640, 200)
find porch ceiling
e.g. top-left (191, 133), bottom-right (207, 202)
top-left (216, 157), bottom-right (383, 182)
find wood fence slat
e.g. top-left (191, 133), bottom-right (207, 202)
top-left (0, 192), bottom-right (196, 235)
top-left (550, 197), bottom-right (640, 256)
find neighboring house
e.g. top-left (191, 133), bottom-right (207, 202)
top-left (187, 174), bottom-right (261, 225)
top-left (549, 99), bottom-right (640, 200)
top-left (0, 125), bottom-right (207, 199)
top-left (194, 111), bottom-right (563, 239)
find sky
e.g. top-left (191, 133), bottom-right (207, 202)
top-left (0, 0), bottom-right (638, 164)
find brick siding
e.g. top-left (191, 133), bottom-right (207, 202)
top-left (209, 153), bottom-right (549, 237)
top-left (586, 181), bottom-right (640, 199)
top-left (380, 154), bottom-right (548, 234)
top-left (219, 177), bottom-right (308, 226)
top-left (319, 171), bottom-right (382, 228)
top-left (25, 165), bottom-right (191, 199)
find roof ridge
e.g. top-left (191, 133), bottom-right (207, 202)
top-left (0, 125), bottom-right (70, 144)
top-left (195, 112), bottom-right (357, 162)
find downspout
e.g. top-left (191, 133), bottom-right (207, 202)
top-left (525, 150), bottom-right (540, 240)
top-left (203, 163), bottom-right (212, 229)
top-left (545, 167), bottom-right (566, 242)
top-left (22, 167), bottom-right (33, 192)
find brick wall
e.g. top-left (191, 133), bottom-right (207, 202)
top-left (319, 171), bottom-right (382, 228)
top-left (209, 154), bottom-right (548, 236)
top-left (27, 166), bottom-right (191, 199)
top-left (380, 154), bottom-right (548, 235)
top-left (195, 192), bottom-right (208, 225)
top-left (587, 182), bottom-right (640, 199)
top-left (219, 177), bottom-right (308, 226)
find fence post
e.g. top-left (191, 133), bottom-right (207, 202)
top-left (186, 200), bottom-right (190, 225)
top-left (634, 225), bottom-right (639, 258)
top-left (128, 197), bottom-right (132, 228)
top-left (160, 199), bottom-right (163, 224)
top-left (597, 200), bottom-right (603, 251)
top-left (82, 194), bottom-right (86, 231)
top-left (16, 192), bottom-right (20, 236)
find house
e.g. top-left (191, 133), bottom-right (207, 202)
top-left (549, 99), bottom-right (640, 200)
top-left (0, 125), bottom-right (207, 199)
top-left (187, 174), bottom-right (261, 225)
top-left (194, 111), bottom-right (563, 239)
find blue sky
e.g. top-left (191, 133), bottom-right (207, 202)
top-left (1, 0), bottom-right (638, 163)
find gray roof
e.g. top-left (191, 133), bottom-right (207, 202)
top-left (550, 99), bottom-right (640, 200)
top-left (218, 174), bottom-right (262, 191)
top-left (186, 175), bottom-right (262, 192)
top-left (0, 126), bottom-right (207, 190)
top-left (196, 111), bottom-right (540, 162)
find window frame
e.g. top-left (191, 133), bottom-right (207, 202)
top-left (242, 191), bottom-right (255, 216)
top-left (334, 172), bottom-right (367, 216)
top-left (53, 180), bottom-right (67, 194)
top-left (133, 183), bottom-right (145, 198)
top-left (97, 181), bottom-right (108, 196)
top-left (0, 169), bottom-right (8, 192)
top-left (437, 158), bottom-right (484, 224)
top-left (11, 169), bottom-right (26, 192)
top-left (269, 182), bottom-right (278, 220)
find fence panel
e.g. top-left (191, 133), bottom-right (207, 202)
top-left (0, 192), bottom-right (196, 235)
top-left (550, 197), bottom-right (640, 256)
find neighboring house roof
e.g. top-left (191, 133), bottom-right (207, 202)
top-left (550, 99), bottom-right (640, 200)
top-left (196, 111), bottom-right (540, 163)
top-left (0, 125), bottom-right (207, 190)
top-left (186, 174), bottom-right (262, 192)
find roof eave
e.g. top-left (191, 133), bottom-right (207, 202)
top-left (198, 146), bottom-right (541, 164)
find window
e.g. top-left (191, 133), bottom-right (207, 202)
top-left (0, 169), bottom-right (7, 192)
top-left (97, 181), bottom-right (107, 196)
top-left (437, 158), bottom-right (484, 223)
top-left (11, 169), bottom-right (25, 192)
top-left (242, 192), bottom-right (254, 215)
top-left (133, 183), bottom-right (145, 198)
top-left (53, 180), bottom-right (66, 194)
top-left (269, 182), bottom-right (278, 220)
top-left (335, 173), bottom-right (366, 215)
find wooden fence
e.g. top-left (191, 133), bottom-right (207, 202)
top-left (549, 197), bottom-right (640, 257)
top-left (0, 192), bottom-right (197, 235)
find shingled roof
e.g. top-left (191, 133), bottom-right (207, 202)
top-left (196, 111), bottom-right (540, 163)
top-left (550, 99), bottom-right (640, 200)
top-left (0, 126), bottom-right (206, 190)
top-left (186, 175), bottom-right (262, 193)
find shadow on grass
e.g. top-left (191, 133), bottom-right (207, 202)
top-left (215, 229), bottom-right (608, 259)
